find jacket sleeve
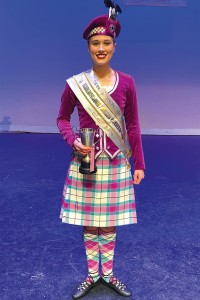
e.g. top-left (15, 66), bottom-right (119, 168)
top-left (56, 83), bottom-right (79, 147)
top-left (124, 76), bottom-right (145, 170)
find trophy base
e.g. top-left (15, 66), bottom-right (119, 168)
top-left (79, 162), bottom-right (97, 174)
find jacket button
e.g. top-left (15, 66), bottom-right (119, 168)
top-left (96, 134), bottom-right (99, 138)
top-left (96, 146), bottom-right (99, 150)
top-left (107, 146), bottom-right (110, 149)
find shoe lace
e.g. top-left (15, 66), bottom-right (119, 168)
top-left (77, 277), bottom-right (93, 291)
top-left (110, 276), bottom-right (126, 290)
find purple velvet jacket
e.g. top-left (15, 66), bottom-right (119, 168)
top-left (57, 71), bottom-right (145, 170)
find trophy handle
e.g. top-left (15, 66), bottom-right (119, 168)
top-left (72, 126), bottom-right (81, 138)
top-left (74, 128), bottom-right (102, 147)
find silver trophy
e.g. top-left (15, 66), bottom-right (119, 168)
top-left (79, 128), bottom-right (97, 174)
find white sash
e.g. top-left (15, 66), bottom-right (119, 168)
top-left (67, 69), bottom-right (131, 168)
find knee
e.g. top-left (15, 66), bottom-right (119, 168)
top-left (84, 226), bottom-right (98, 232)
top-left (99, 226), bottom-right (116, 233)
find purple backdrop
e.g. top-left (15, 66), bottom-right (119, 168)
top-left (0, 0), bottom-right (200, 134)
top-left (123, 0), bottom-right (187, 6)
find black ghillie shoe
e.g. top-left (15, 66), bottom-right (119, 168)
top-left (72, 277), bottom-right (101, 299)
top-left (101, 276), bottom-right (132, 297)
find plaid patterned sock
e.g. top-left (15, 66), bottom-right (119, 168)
top-left (99, 227), bottom-right (116, 282)
top-left (83, 227), bottom-right (100, 282)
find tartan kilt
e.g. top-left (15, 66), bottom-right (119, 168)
top-left (60, 152), bottom-right (137, 227)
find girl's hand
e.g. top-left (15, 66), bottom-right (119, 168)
top-left (73, 138), bottom-right (91, 155)
top-left (133, 170), bottom-right (145, 185)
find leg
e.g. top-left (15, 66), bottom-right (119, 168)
top-left (99, 226), bottom-right (116, 281)
top-left (83, 226), bottom-right (100, 281)
top-left (99, 226), bottom-right (132, 298)
top-left (72, 226), bottom-right (100, 300)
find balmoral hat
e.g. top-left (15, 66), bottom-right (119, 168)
top-left (83, 0), bottom-right (122, 40)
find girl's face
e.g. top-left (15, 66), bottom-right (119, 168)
top-left (88, 35), bottom-right (116, 67)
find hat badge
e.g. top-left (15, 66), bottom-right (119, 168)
top-left (109, 24), bottom-right (115, 33)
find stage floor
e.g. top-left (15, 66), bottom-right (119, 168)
top-left (0, 133), bottom-right (200, 300)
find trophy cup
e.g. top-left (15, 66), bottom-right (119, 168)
top-left (79, 128), bottom-right (97, 174)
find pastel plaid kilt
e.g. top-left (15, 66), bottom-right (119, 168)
top-left (60, 152), bottom-right (137, 227)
